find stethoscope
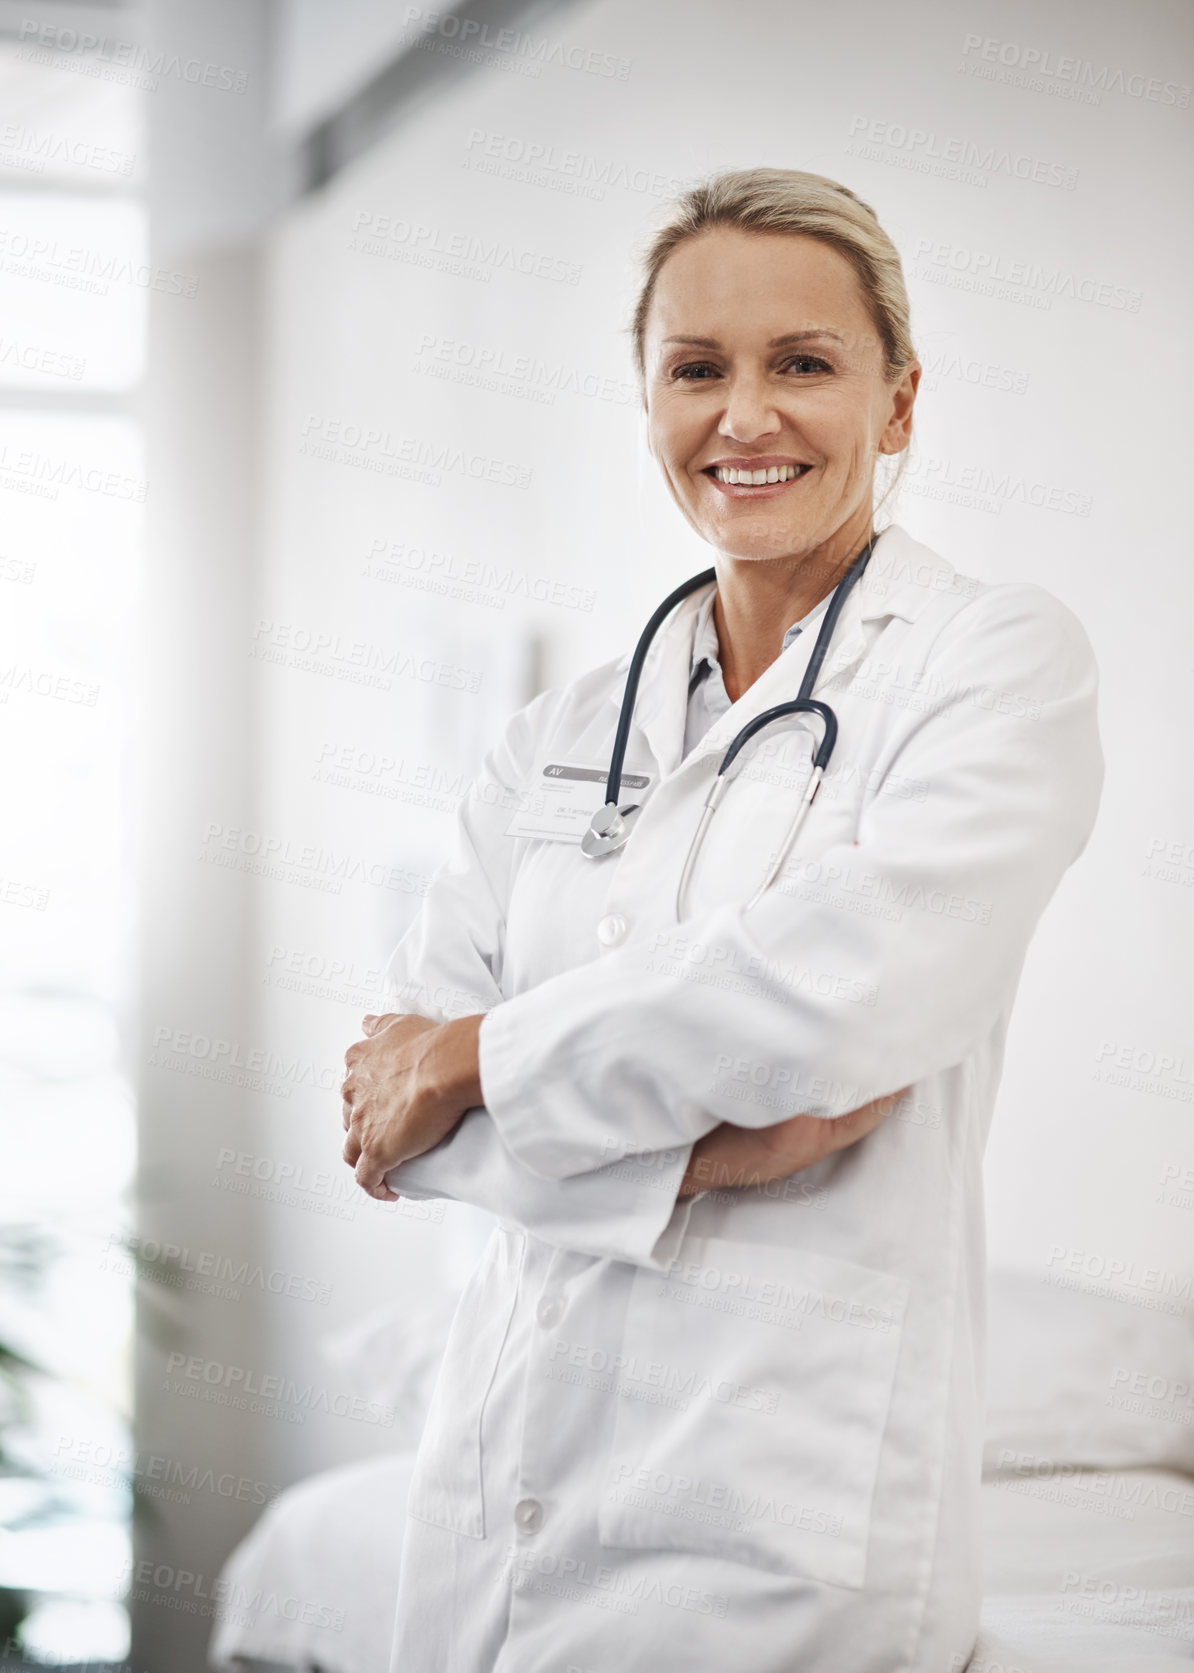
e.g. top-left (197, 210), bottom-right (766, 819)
top-left (580, 534), bottom-right (877, 919)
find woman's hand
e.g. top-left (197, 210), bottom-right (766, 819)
top-left (341, 1012), bottom-right (484, 1201)
top-left (677, 1085), bottom-right (911, 1198)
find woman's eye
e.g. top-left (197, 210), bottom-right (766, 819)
top-left (669, 355), bottom-right (832, 381)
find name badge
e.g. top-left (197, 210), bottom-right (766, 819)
top-left (505, 755), bottom-right (654, 844)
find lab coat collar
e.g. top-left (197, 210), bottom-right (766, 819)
top-left (607, 523), bottom-right (960, 782)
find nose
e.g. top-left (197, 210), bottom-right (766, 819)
top-left (717, 368), bottom-right (783, 445)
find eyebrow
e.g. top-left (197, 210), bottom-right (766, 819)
top-left (660, 330), bottom-right (847, 349)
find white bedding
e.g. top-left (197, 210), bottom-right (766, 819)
top-left (207, 1455), bottom-right (1194, 1672)
top-left (208, 1270), bottom-right (1194, 1671)
top-left (973, 1463), bottom-right (1194, 1671)
top-left (207, 1454), bottom-right (415, 1673)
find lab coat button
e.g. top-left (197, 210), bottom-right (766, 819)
top-left (536, 1294), bottom-right (565, 1328)
top-left (514, 1498), bottom-right (544, 1533)
top-left (597, 913), bottom-right (628, 947)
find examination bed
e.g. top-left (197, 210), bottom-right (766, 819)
top-left (207, 1269), bottom-right (1194, 1672)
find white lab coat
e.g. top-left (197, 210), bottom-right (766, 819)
top-left (381, 523), bottom-right (1103, 1673)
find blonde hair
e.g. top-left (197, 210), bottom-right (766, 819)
top-left (630, 166), bottom-right (916, 386)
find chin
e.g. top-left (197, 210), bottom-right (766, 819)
top-left (705, 522), bottom-right (823, 563)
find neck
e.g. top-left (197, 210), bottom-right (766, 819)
top-left (711, 519), bottom-right (874, 705)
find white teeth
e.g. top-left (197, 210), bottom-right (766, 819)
top-left (713, 463), bottom-right (804, 485)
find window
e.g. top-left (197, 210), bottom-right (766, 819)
top-left (0, 34), bottom-right (144, 1667)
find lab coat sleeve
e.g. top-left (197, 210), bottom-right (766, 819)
top-left (477, 583), bottom-right (1104, 1178)
top-left (377, 687), bottom-right (697, 1270)
top-left (383, 1114), bottom-right (695, 1268)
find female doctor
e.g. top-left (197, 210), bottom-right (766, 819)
top-left (340, 169), bottom-right (1103, 1673)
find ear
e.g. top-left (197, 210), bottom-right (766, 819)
top-left (880, 361), bottom-right (920, 454)
top-left (640, 396), bottom-right (655, 458)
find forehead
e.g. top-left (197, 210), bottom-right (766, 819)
top-left (646, 226), bottom-right (876, 344)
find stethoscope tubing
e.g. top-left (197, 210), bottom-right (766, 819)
top-left (592, 534), bottom-right (878, 918)
top-left (676, 536), bottom-right (875, 917)
top-left (605, 566), bottom-right (716, 810)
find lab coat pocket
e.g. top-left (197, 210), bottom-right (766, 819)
top-left (597, 1234), bottom-right (909, 1587)
top-left (405, 1222), bottom-right (524, 1539)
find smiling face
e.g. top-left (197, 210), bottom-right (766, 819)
top-left (641, 227), bottom-right (919, 570)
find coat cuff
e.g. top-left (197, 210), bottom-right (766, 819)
top-left (477, 997), bottom-right (593, 1172)
top-left (477, 1002), bottom-right (697, 1268)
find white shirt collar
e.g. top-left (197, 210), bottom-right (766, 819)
top-left (688, 584), bottom-right (836, 681)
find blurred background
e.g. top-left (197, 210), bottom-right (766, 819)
top-left (0, 0), bottom-right (1189, 1668)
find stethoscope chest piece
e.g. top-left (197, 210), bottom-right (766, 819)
top-left (581, 801), bottom-right (642, 858)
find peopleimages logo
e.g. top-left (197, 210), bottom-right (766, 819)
top-left (162, 1352), bottom-right (398, 1427)
top-left (1044, 1244), bottom-right (1192, 1314)
top-left (118, 1558), bottom-right (344, 1630)
top-left (910, 237), bottom-right (1142, 314)
top-left (462, 128), bottom-right (687, 200)
top-left (959, 33), bottom-right (1190, 107)
top-left (52, 1434), bottom-right (280, 1508)
top-left (0, 225), bottom-right (196, 299)
top-left (545, 1337), bottom-right (779, 1412)
top-left (645, 928), bottom-right (878, 1008)
top-left (147, 1024), bottom-right (341, 1096)
top-left (400, 7), bottom-right (632, 79)
top-left (411, 331), bottom-right (637, 407)
top-left (17, 19), bottom-right (248, 93)
top-left (297, 415), bottom-right (533, 489)
top-left (659, 1256), bottom-right (902, 1335)
top-left (606, 1462), bottom-right (844, 1537)
top-left (349, 211), bottom-right (581, 285)
top-left (846, 114), bottom-right (1078, 190)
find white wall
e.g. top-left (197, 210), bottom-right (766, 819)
top-left (271, 0), bottom-right (420, 135)
top-left (247, 0), bottom-right (1192, 1517)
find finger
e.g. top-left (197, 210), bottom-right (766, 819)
top-left (863, 1084), bottom-right (911, 1121)
top-left (355, 1155), bottom-right (397, 1198)
top-left (342, 1132), bottom-right (361, 1168)
top-left (829, 1102), bottom-right (885, 1142)
top-left (817, 1092), bottom-right (900, 1158)
top-left (360, 1180), bottom-right (399, 1202)
top-left (874, 1084), bottom-right (911, 1111)
top-left (839, 1084), bottom-right (907, 1129)
top-left (681, 1124), bottom-right (765, 1194)
top-left (361, 1013), bottom-right (401, 1037)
